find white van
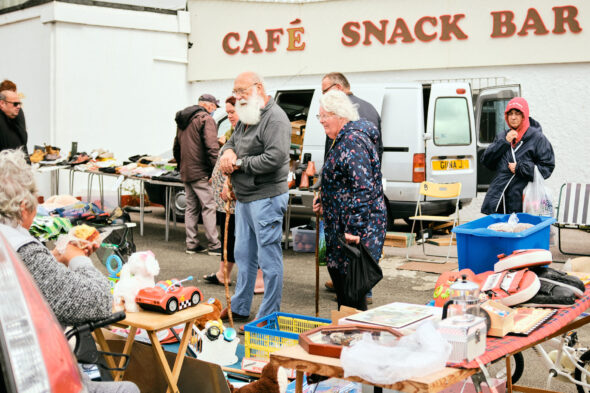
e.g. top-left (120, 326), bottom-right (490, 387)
top-left (217, 80), bottom-right (520, 227)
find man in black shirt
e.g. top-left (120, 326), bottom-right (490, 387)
top-left (0, 88), bottom-right (28, 155)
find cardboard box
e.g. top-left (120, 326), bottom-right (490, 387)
top-left (384, 232), bottom-right (416, 248)
top-left (291, 120), bottom-right (306, 146)
top-left (481, 300), bottom-right (515, 337)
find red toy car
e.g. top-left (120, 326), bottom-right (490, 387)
top-left (135, 276), bottom-right (203, 314)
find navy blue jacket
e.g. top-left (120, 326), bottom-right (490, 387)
top-left (481, 117), bottom-right (555, 214)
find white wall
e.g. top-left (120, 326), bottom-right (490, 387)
top-left (1, 2), bottom-right (192, 198)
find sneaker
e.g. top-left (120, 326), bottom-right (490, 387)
top-left (186, 245), bottom-right (207, 254)
top-left (220, 307), bottom-right (250, 322)
top-left (530, 266), bottom-right (586, 298)
top-left (207, 247), bottom-right (222, 256)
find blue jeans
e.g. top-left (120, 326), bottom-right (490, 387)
top-left (231, 193), bottom-right (288, 319)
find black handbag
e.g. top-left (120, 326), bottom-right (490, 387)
top-left (338, 236), bottom-right (383, 307)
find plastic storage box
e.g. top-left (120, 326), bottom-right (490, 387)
top-left (244, 312), bottom-right (330, 359)
top-left (452, 213), bottom-right (555, 274)
top-left (291, 225), bottom-right (316, 253)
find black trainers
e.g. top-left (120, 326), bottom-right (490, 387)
top-left (530, 266), bottom-right (586, 298)
top-left (207, 247), bottom-right (222, 256)
top-left (521, 280), bottom-right (577, 308)
top-left (186, 245), bottom-right (207, 254)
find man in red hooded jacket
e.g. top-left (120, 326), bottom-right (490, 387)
top-left (481, 97), bottom-right (555, 214)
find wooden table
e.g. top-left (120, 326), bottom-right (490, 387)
top-left (271, 344), bottom-right (477, 393)
top-left (94, 303), bottom-right (213, 393)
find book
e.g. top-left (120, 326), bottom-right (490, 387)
top-left (344, 302), bottom-right (435, 329)
top-left (510, 307), bottom-right (557, 336)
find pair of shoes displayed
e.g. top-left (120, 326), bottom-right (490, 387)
top-left (186, 245), bottom-right (207, 254)
top-left (521, 266), bottom-right (586, 308)
top-left (207, 247), bottom-right (222, 256)
top-left (325, 280), bottom-right (335, 292)
top-left (220, 307), bottom-right (250, 322)
top-left (203, 273), bottom-right (231, 286)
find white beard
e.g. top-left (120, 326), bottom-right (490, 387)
top-left (236, 94), bottom-right (263, 125)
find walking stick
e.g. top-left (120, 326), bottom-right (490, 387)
top-left (224, 177), bottom-right (234, 329)
top-left (314, 190), bottom-right (320, 317)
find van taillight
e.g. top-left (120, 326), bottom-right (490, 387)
top-left (413, 154), bottom-right (425, 182)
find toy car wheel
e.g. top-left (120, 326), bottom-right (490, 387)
top-left (191, 291), bottom-right (201, 306)
top-left (166, 298), bottom-right (178, 314)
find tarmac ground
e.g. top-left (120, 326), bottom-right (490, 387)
top-left (92, 206), bottom-right (590, 392)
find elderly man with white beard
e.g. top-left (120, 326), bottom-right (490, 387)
top-left (219, 71), bottom-right (290, 330)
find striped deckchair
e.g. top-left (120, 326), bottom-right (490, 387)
top-left (555, 183), bottom-right (590, 255)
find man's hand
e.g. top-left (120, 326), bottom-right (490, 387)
top-left (220, 149), bottom-right (237, 175)
top-left (508, 162), bottom-right (516, 174)
top-left (313, 196), bottom-right (323, 215)
top-left (344, 233), bottom-right (360, 244)
top-left (506, 130), bottom-right (518, 144)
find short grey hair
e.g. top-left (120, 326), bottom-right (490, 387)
top-left (319, 90), bottom-right (359, 121)
top-left (0, 149), bottom-right (38, 227)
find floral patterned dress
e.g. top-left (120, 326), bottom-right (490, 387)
top-left (321, 119), bottom-right (387, 275)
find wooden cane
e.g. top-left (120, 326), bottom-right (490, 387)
top-left (314, 190), bottom-right (320, 317)
top-left (224, 177), bottom-right (234, 329)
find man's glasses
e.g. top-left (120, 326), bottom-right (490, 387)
top-left (2, 100), bottom-right (21, 107)
top-left (232, 83), bottom-right (258, 97)
top-left (322, 84), bottom-right (337, 94)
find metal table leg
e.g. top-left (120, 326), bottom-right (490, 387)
top-left (165, 186), bottom-right (171, 242)
top-left (139, 180), bottom-right (144, 236)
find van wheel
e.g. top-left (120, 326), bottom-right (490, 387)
top-left (385, 199), bottom-right (395, 231)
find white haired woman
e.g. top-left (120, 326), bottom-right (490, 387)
top-left (0, 149), bottom-right (113, 326)
top-left (312, 90), bottom-right (386, 311)
top-left (0, 149), bottom-right (140, 393)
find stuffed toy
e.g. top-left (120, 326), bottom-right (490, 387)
top-left (113, 250), bottom-right (160, 312)
top-left (194, 297), bottom-right (223, 330)
top-left (228, 362), bottom-right (288, 393)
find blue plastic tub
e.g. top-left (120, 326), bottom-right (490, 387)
top-left (452, 213), bottom-right (555, 274)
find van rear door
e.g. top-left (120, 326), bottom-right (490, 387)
top-left (474, 85), bottom-right (521, 192)
top-left (424, 83), bottom-right (477, 201)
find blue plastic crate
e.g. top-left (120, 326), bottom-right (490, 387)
top-left (243, 312), bottom-right (330, 359)
top-left (452, 213), bottom-right (555, 274)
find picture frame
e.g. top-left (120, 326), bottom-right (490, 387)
top-left (298, 324), bottom-right (402, 358)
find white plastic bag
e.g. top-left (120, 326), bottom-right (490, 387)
top-left (523, 166), bottom-right (554, 217)
top-left (340, 321), bottom-right (451, 385)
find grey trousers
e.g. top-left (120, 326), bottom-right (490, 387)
top-left (184, 178), bottom-right (221, 250)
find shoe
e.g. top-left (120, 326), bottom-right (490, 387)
top-left (207, 247), bottom-right (222, 256)
top-left (325, 280), bottom-right (335, 292)
top-left (530, 266), bottom-right (586, 298)
top-left (203, 273), bottom-right (231, 286)
top-left (238, 324), bottom-right (245, 335)
top-left (186, 245), bottom-right (207, 254)
top-left (220, 307), bottom-right (249, 322)
top-left (305, 161), bottom-right (316, 177)
top-left (366, 296), bottom-right (373, 305)
top-left (520, 280), bottom-right (577, 308)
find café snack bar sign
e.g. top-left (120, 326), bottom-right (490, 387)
top-left (188, 0), bottom-right (588, 81)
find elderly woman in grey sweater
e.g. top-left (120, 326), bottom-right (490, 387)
top-left (0, 150), bottom-right (141, 393)
top-left (0, 149), bottom-right (112, 325)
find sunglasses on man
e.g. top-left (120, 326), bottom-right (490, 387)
top-left (2, 100), bottom-right (21, 107)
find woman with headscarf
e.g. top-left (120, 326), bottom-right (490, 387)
top-left (481, 97), bottom-right (555, 214)
top-left (312, 90), bottom-right (386, 311)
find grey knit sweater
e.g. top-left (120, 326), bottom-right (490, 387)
top-left (0, 224), bottom-right (112, 326)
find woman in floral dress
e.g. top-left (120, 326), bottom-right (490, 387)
top-left (313, 90), bottom-right (386, 310)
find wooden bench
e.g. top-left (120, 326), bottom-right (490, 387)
top-left (555, 183), bottom-right (590, 255)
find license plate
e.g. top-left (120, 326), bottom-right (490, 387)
top-left (432, 159), bottom-right (469, 171)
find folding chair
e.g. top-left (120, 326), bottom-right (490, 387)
top-left (555, 182), bottom-right (590, 256)
top-left (406, 181), bottom-right (462, 263)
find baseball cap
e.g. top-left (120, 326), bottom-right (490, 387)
top-left (199, 94), bottom-right (220, 108)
